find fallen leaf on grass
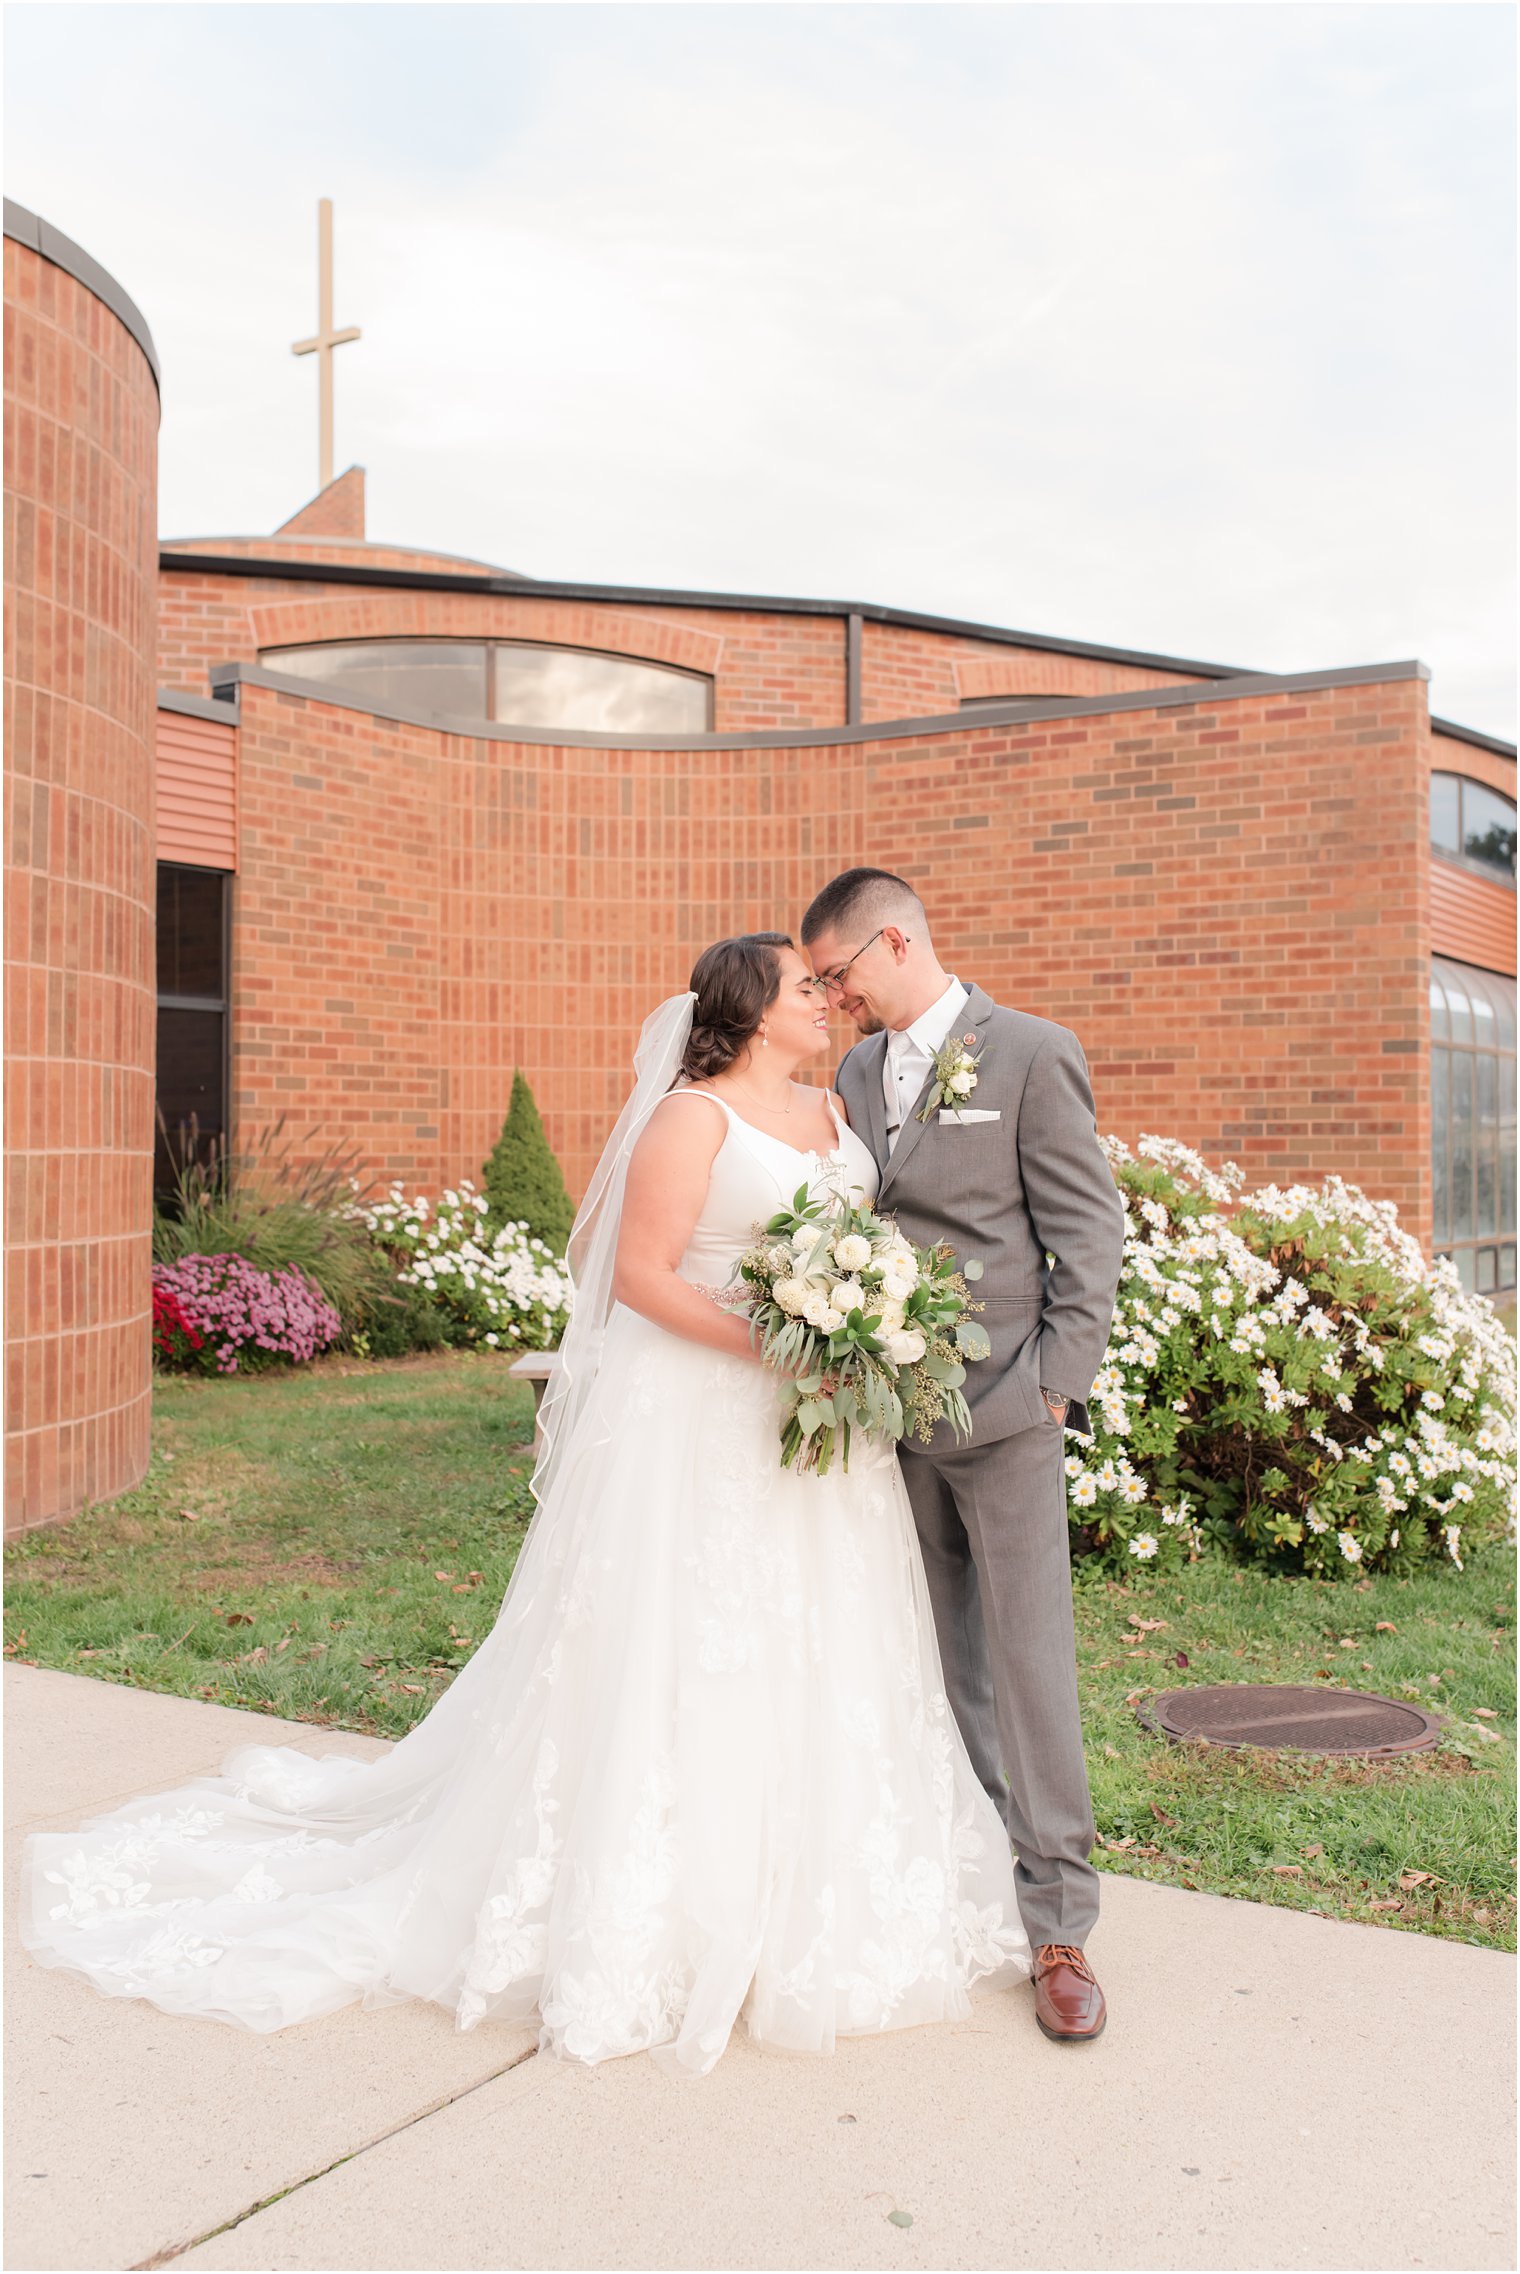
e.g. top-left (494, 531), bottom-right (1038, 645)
top-left (398, 1683), bottom-right (424, 1695)
top-left (223, 1613), bottom-right (253, 1627)
top-left (1399, 1871), bottom-right (1439, 1889)
top-left (1150, 1801), bottom-right (1179, 1826)
top-left (1174, 1652), bottom-right (1190, 1669)
top-left (1473, 1707), bottom-right (1497, 1719)
top-left (1300, 1843), bottom-right (1323, 1859)
top-left (1367, 1898), bottom-right (1403, 1912)
top-left (1271, 1864), bottom-right (1303, 1877)
top-left (433, 1571), bottom-right (453, 1583)
top-left (1338, 1639), bottom-right (1358, 1650)
top-left (275, 1638), bottom-right (291, 1654)
top-left (1375, 1621), bottom-right (1397, 1634)
top-left (237, 1646), bottom-right (269, 1666)
top-left (1128, 1615), bottom-right (1168, 1632)
top-left (177, 1509), bottom-right (201, 1523)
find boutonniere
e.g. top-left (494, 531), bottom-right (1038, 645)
top-left (917, 1032), bottom-right (984, 1123)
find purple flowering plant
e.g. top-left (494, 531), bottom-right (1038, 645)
top-left (150, 1254), bottom-right (343, 1376)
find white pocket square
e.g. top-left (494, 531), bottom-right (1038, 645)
top-left (938, 1108), bottom-right (1001, 1124)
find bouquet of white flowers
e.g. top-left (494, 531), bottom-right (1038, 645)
top-left (733, 1173), bottom-right (990, 1475)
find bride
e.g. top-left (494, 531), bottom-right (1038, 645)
top-left (21, 934), bottom-right (1030, 2077)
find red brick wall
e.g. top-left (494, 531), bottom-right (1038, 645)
top-left (862, 619), bottom-right (1204, 722)
top-left (228, 671), bottom-right (1436, 1245)
top-left (4, 234), bottom-right (158, 1533)
top-left (158, 559), bottom-right (1210, 735)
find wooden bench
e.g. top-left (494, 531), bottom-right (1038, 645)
top-left (508, 1349), bottom-right (563, 1449)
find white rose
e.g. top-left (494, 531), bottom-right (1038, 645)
top-left (884, 1250), bottom-right (918, 1285)
top-left (802, 1292), bottom-right (841, 1331)
top-left (832, 1233), bottom-right (872, 1272)
top-left (875, 1299), bottom-right (906, 1333)
top-left (948, 1069), bottom-right (975, 1096)
top-left (773, 1278), bottom-right (808, 1316)
top-left (886, 1328), bottom-right (927, 1366)
top-left (880, 1270), bottom-right (915, 1302)
top-left (831, 1280), bottom-right (867, 1313)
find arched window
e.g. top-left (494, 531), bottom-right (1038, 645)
top-left (262, 639), bottom-right (712, 734)
top-left (1430, 957), bottom-right (1516, 1296)
top-left (1430, 773), bottom-right (1517, 887)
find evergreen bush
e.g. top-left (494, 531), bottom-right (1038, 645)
top-left (482, 1072), bottom-right (575, 1254)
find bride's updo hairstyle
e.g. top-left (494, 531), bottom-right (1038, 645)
top-left (679, 933), bottom-right (793, 1082)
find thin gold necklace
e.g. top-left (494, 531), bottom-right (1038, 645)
top-left (723, 1076), bottom-right (793, 1116)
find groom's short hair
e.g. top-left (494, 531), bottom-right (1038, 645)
top-left (800, 868), bottom-right (926, 948)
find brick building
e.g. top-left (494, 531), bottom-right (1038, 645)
top-left (6, 198), bottom-right (1517, 1530)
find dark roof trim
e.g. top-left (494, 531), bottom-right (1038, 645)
top-left (208, 656), bottom-right (1429, 754)
top-left (158, 686), bottom-right (238, 724)
top-left (4, 199), bottom-right (161, 396)
top-left (162, 548), bottom-right (1250, 681)
top-left (1431, 716), bottom-right (1517, 762)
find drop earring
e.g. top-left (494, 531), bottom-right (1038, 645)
top-left (760, 1028), bottom-right (769, 1047)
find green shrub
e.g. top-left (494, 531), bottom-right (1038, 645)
top-left (482, 1072), bottom-right (574, 1254)
top-left (154, 1112), bottom-right (395, 1326)
top-left (348, 1180), bottom-right (571, 1352)
top-left (1066, 1137), bottom-right (1517, 1579)
top-left (344, 1279), bottom-right (450, 1359)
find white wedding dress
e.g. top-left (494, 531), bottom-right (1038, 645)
top-left (21, 1087), bottom-right (1029, 2076)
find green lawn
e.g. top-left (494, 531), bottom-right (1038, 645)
top-left (6, 1353), bottom-right (1514, 1953)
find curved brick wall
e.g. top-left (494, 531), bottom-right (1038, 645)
top-left (227, 668), bottom-right (1435, 1238)
top-left (4, 222), bottom-right (159, 1532)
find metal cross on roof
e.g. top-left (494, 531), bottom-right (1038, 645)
top-left (291, 198), bottom-right (361, 492)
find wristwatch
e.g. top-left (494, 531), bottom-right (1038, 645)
top-left (1040, 1386), bottom-right (1069, 1418)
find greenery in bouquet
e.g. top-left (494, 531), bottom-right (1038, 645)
top-left (346, 1178), bottom-right (572, 1353)
top-left (1066, 1135), bottom-right (1517, 1578)
top-left (735, 1176), bottom-right (990, 1474)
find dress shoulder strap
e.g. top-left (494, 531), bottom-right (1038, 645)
top-left (663, 1086), bottom-right (733, 1122)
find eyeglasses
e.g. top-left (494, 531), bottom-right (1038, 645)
top-left (815, 927), bottom-right (904, 997)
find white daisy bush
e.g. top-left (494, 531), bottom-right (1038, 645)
top-left (1065, 1136), bottom-right (1517, 1580)
top-left (345, 1178), bottom-right (571, 1352)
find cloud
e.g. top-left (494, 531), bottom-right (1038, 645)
top-left (5, 2), bottom-right (1513, 731)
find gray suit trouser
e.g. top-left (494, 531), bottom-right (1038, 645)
top-left (899, 1413), bottom-right (1099, 1950)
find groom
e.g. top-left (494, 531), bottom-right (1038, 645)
top-left (801, 868), bottom-right (1125, 2044)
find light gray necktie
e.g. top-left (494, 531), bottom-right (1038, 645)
top-left (884, 1032), bottom-right (911, 1155)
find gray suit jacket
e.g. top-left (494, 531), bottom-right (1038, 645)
top-left (836, 984), bottom-right (1124, 1444)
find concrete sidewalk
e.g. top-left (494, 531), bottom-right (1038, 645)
top-left (5, 1664), bottom-right (1514, 2274)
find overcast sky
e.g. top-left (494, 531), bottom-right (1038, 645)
top-left (6, 2), bottom-right (1515, 734)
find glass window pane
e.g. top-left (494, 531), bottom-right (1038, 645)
top-left (156, 866), bottom-right (225, 999)
top-left (155, 1006), bottom-right (225, 1192)
top-left (1461, 781), bottom-right (1518, 883)
top-left (1455, 1246), bottom-right (1477, 1291)
top-left (266, 641), bottom-right (488, 718)
top-left (1499, 1242), bottom-right (1517, 1291)
top-left (492, 645), bottom-right (710, 734)
top-left (1477, 1246), bottom-right (1498, 1292)
top-left (1470, 981), bottom-right (1498, 1047)
top-left (1439, 958), bottom-right (1474, 1045)
top-left (1501, 1061), bottom-right (1517, 1237)
top-left (1476, 1051), bottom-right (1498, 1235)
top-left (1429, 772), bottom-right (1461, 855)
top-left (1451, 1054), bottom-right (1475, 1240)
top-left (1431, 1045), bottom-right (1451, 1246)
top-left (1474, 973), bottom-right (1510, 1050)
top-left (1429, 968), bottom-right (1448, 1042)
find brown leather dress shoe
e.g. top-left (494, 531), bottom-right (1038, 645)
top-left (1032, 1943), bottom-right (1107, 2043)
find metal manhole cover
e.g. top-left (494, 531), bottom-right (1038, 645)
top-left (1137, 1684), bottom-right (1442, 1758)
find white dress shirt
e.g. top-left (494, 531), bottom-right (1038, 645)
top-left (883, 978), bottom-right (969, 1153)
